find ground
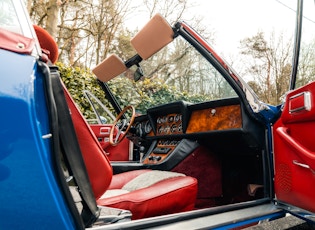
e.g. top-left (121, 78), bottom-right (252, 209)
top-left (245, 215), bottom-right (315, 230)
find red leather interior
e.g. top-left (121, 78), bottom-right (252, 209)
top-left (36, 25), bottom-right (198, 219)
top-left (33, 25), bottom-right (59, 63)
top-left (107, 169), bottom-right (152, 189)
top-left (273, 81), bottom-right (315, 213)
top-left (90, 124), bottom-right (130, 161)
top-left (63, 85), bottom-right (113, 199)
top-left (98, 176), bottom-right (197, 220)
top-left (63, 81), bottom-right (198, 219)
top-left (281, 81), bottom-right (315, 124)
top-left (276, 127), bottom-right (315, 169)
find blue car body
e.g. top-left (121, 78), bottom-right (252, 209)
top-left (0, 49), bottom-right (77, 229)
top-left (1, 0), bottom-right (314, 229)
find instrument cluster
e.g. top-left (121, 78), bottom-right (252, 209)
top-left (134, 119), bottom-right (152, 138)
top-left (156, 113), bottom-right (182, 135)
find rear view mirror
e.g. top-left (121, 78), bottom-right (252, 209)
top-left (133, 65), bottom-right (144, 82)
top-left (131, 13), bottom-right (174, 60)
top-left (92, 54), bottom-right (127, 82)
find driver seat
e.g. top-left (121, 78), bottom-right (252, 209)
top-left (64, 87), bottom-right (198, 219)
top-left (34, 25), bottom-right (198, 220)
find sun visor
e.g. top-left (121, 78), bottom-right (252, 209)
top-left (92, 54), bottom-right (127, 82)
top-left (131, 13), bottom-right (174, 60)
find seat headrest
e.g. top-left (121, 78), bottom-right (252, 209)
top-left (33, 25), bottom-right (59, 64)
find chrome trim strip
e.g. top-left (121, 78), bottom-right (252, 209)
top-left (289, 91), bottom-right (311, 113)
top-left (42, 133), bottom-right (52, 139)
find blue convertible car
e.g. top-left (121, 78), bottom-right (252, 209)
top-left (1, 0), bottom-right (315, 229)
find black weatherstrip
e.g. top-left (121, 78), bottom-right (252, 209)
top-left (39, 61), bottom-right (85, 230)
top-left (49, 65), bottom-right (100, 227)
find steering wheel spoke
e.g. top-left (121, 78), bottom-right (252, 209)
top-left (109, 105), bottom-right (135, 146)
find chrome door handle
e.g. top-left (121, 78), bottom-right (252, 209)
top-left (293, 160), bottom-right (315, 174)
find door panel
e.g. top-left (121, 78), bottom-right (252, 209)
top-left (90, 124), bottom-right (130, 161)
top-left (273, 81), bottom-right (315, 213)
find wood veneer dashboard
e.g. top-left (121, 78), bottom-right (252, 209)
top-left (151, 103), bottom-right (242, 135)
top-left (146, 98), bottom-right (242, 136)
top-left (135, 98), bottom-right (244, 165)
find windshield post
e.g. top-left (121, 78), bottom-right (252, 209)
top-left (97, 80), bottom-right (126, 119)
top-left (289, 0), bottom-right (303, 90)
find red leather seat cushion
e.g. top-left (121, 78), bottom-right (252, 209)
top-left (97, 170), bottom-right (198, 219)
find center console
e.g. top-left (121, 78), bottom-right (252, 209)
top-left (142, 139), bottom-right (180, 164)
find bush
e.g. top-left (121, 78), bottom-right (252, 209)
top-left (57, 63), bottom-right (209, 117)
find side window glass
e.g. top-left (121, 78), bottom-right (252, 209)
top-left (296, 1), bottom-right (315, 88)
top-left (83, 90), bottom-right (115, 124)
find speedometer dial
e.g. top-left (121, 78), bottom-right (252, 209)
top-left (144, 120), bottom-right (152, 133)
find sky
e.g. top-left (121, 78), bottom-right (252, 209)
top-left (124, 0), bottom-right (315, 82)
top-left (127, 0), bottom-right (296, 54)
top-left (190, 0), bottom-right (297, 55)
top-left (125, 0), bottom-right (314, 58)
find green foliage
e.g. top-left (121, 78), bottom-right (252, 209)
top-left (108, 77), bottom-right (209, 114)
top-left (57, 63), bottom-right (209, 117)
top-left (57, 62), bottom-right (107, 118)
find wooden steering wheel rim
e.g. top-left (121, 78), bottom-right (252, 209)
top-left (109, 105), bottom-right (135, 146)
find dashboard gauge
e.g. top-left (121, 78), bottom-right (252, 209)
top-left (135, 122), bottom-right (141, 129)
top-left (134, 122), bottom-right (143, 137)
top-left (158, 116), bottom-right (167, 124)
top-left (144, 120), bottom-right (152, 133)
top-left (170, 124), bottom-right (177, 133)
top-left (168, 115), bottom-right (174, 122)
top-left (178, 124), bottom-right (182, 132)
top-left (164, 125), bottom-right (170, 133)
top-left (174, 114), bottom-right (182, 122)
top-left (135, 122), bottom-right (141, 132)
top-left (158, 125), bottom-right (164, 134)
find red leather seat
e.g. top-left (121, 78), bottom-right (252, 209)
top-left (34, 25), bottom-right (198, 219)
top-left (63, 84), bottom-right (197, 219)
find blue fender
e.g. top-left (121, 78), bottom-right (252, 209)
top-left (0, 49), bottom-right (76, 229)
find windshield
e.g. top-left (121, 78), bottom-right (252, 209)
top-left (107, 35), bottom-right (237, 115)
top-left (0, 0), bottom-right (22, 34)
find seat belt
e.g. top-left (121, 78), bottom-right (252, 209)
top-left (49, 65), bottom-right (100, 227)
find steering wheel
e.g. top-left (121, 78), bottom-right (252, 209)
top-left (109, 105), bottom-right (135, 146)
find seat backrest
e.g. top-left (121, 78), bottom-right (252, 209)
top-left (33, 25), bottom-right (59, 64)
top-left (34, 24), bottom-right (112, 199)
top-left (62, 84), bottom-right (113, 199)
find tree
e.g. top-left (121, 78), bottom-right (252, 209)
top-left (27, 0), bottom-right (61, 38)
top-left (142, 0), bottom-right (186, 23)
top-left (240, 31), bottom-right (293, 105)
top-left (27, 0), bottom-right (132, 67)
top-left (296, 38), bottom-right (315, 88)
top-left (46, 0), bottom-right (60, 38)
top-left (85, 0), bottom-right (131, 64)
top-left (27, 0), bottom-right (213, 69)
top-left (27, 0), bottom-right (221, 109)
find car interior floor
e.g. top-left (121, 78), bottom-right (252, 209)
top-left (171, 144), bottom-right (265, 209)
